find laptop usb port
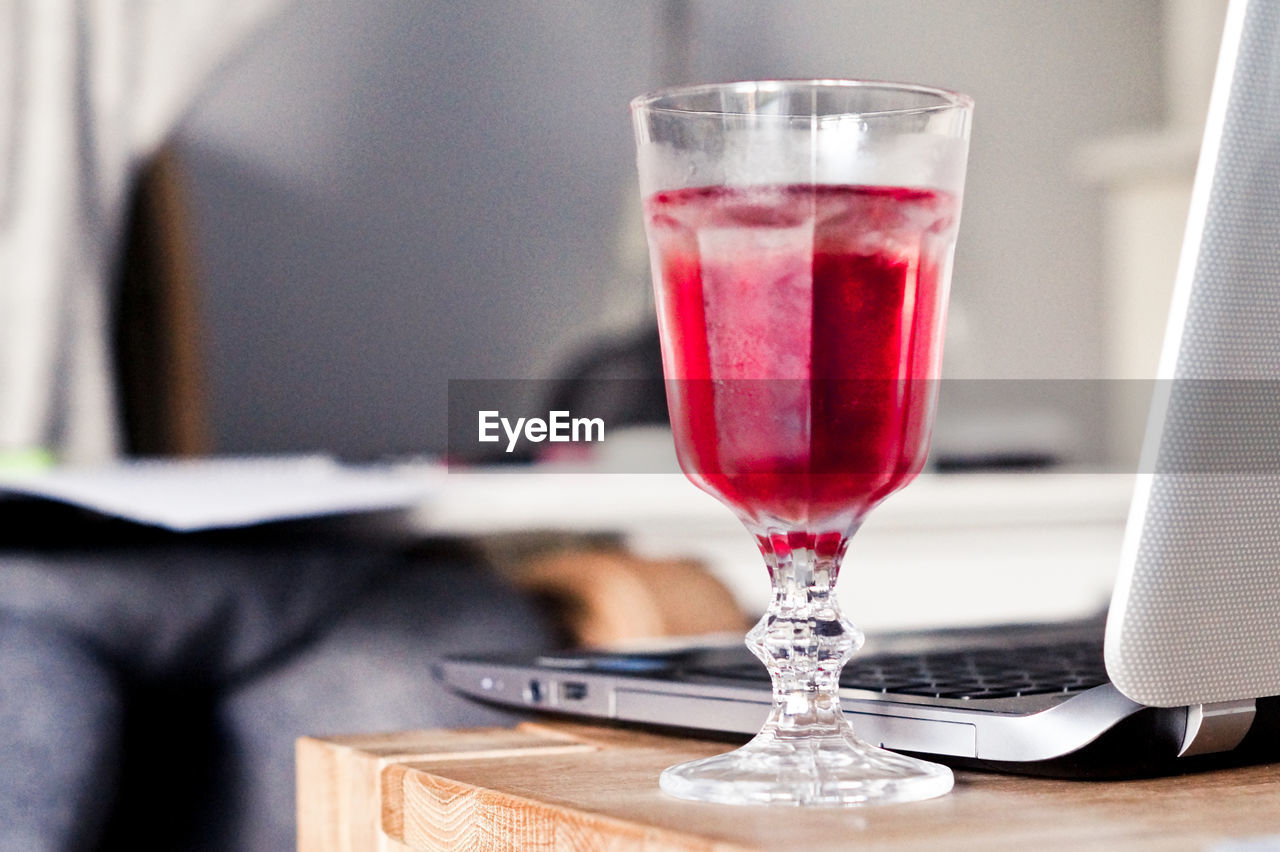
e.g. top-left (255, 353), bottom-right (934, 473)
top-left (525, 679), bottom-right (544, 703)
top-left (560, 681), bottom-right (588, 702)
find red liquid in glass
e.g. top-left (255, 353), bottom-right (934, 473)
top-left (646, 184), bottom-right (957, 533)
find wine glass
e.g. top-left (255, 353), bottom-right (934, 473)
top-left (631, 80), bottom-right (972, 806)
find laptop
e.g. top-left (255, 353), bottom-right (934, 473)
top-left (437, 0), bottom-right (1280, 775)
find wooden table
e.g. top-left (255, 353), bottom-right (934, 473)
top-left (297, 721), bottom-right (1280, 851)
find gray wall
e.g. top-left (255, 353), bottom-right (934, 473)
top-left (177, 0), bottom-right (1163, 458)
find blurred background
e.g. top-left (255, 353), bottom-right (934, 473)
top-left (173, 0), bottom-right (1226, 465)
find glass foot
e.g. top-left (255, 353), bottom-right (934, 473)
top-left (659, 726), bottom-right (953, 806)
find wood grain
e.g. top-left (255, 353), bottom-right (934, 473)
top-left (301, 723), bottom-right (1280, 852)
top-left (296, 727), bottom-right (597, 852)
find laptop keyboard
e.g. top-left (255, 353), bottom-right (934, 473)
top-left (683, 639), bottom-right (1108, 700)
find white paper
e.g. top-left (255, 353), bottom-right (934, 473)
top-left (0, 455), bottom-right (440, 531)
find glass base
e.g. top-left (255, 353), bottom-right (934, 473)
top-left (659, 726), bottom-right (953, 806)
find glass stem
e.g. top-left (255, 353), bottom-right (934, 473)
top-left (747, 534), bottom-right (863, 740)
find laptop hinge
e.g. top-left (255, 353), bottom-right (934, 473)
top-left (1177, 699), bottom-right (1256, 757)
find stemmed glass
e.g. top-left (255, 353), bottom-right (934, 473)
top-left (631, 80), bottom-right (972, 806)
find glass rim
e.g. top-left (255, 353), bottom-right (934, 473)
top-left (630, 78), bottom-right (973, 120)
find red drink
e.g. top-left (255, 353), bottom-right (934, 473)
top-left (646, 184), bottom-right (958, 534)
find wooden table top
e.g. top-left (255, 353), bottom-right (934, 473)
top-left (297, 721), bottom-right (1280, 851)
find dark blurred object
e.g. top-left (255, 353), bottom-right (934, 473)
top-left (933, 452), bottom-right (1060, 472)
top-left (113, 147), bottom-right (212, 457)
top-left (0, 499), bottom-right (554, 851)
top-left (546, 324), bottom-right (669, 429)
top-left (450, 325), bottom-right (670, 466)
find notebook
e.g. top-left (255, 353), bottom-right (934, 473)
top-left (0, 455), bottom-right (438, 531)
top-left (438, 0), bottom-right (1280, 775)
